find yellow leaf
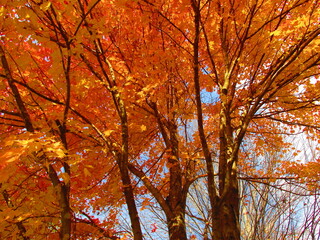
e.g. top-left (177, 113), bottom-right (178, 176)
top-left (110, 86), bottom-right (118, 92)
top-left (0, 151), bottom-right (22, 163)
top-left (104, 130), bottom-right (114, 137)
top-left (16, 216), bottom-right (24, 222)
top-left (0, 6), bottom-right (5, 16)
top-left (18, 139), bottom-right (34, 146)
top-left (55, 149), bottom-right (65, 158)
top-left (140, 125), bottom-right (147, 131)
top-left (270, 30), bottom-right (281, 36)
top-left (40, 1), bottom-right (52, 11)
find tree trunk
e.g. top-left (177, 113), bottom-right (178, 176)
top-left (212, 175), bottom-right (240, 240)
top-left (215, 119), bottom-right (241, 240)
top-left (166, 125), bottom-right (188, 240)
top-left (168, 210), bottom-right (187, 240)
top-left (117, 153), bottom-right (143, 240)
top-left (47, 164), bottom-right (71, 240)
top-left (116, 95), bottom-right (143, 240)
top-left (216, 90), bottom-right (241, 240)
top-left (128, 156), bottom-right (188, 240)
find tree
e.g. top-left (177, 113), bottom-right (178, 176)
top-left (0, 0), bottom-right (319, 239)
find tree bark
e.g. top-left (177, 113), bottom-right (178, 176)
top-left (110, 77), bottom-right (143, 240)
top-left (167, 151), bottom-right (187, 240)
top-left (167, 121), bottom-right (188, 240)
top-left (213, 169), bottom-right (241, 240)
top-left (47, 164), bottom-right (71, 240)
top-left (167, 210), bottom-right (187, 240)
top-left (117, 152), bottom-right (143, 240)
top-left (214, 84), bottom-right (241, 240)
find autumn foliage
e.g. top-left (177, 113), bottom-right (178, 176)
top-left (0, 0), bottom-right (319, 239)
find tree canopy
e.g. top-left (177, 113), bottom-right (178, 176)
top-left (0, 0), bottom-right (319, 239)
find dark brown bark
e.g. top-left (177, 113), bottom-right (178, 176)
top-left (113, 92), bottom-right (143, 240)
top-left (167, 129), bottom-right (188, 240)
top-left (167, 210), bottom-right (187, 240)
top-left (213, 188), bottom-right (240, 240)
top-left (167, 120), bottom-right (186, 240)
top-left (0, 46), bottom-right (34, 132)
top-left (0, 46), bottom-right (32, 240)
top-left (117, 151), bottom-right (143, 240)
top-left (214, 151), bottom-right (241, 240)
top-left (214, 83), bottom-right (241, 240)
top-left (191, 0), bottom-right (242, 238)
top-left (166, 197), bottom-right (188, 240)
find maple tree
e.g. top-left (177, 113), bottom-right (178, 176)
top-left (0, 0), bottom-right (319, 239)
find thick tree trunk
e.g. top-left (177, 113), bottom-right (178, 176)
top-left (215, 142), bottom-right (241, 240)
top-left (147, 100), bottom-right (189, 239)
top-left (212, 175), bottom-right (240, 240)
top-left (168, 210), bottom-right (187, 240)
top-left (166, 124), bottom-right (188, 240)
top-left (213, 72), bottom-right (241, 239)
top-left (216, 112), bottom-right (241, 240)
